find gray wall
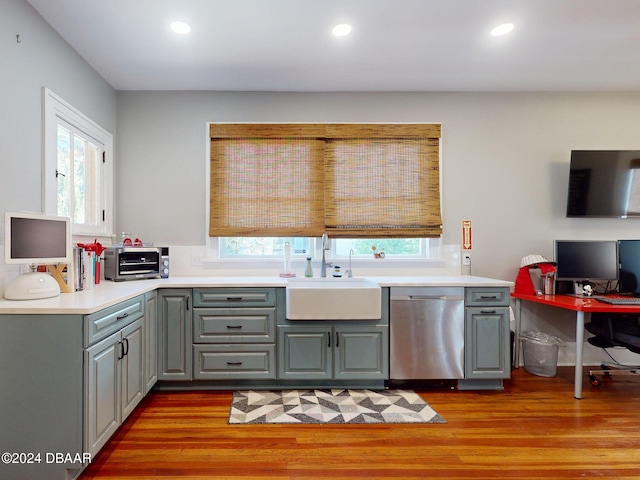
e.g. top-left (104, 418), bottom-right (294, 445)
top-left (4, 0), bottom-right (640, 365)
top-left (0, 0), bottom-right (116, 216)
top-left (116, 90), bottom-right (640, 283)
top-left (5, 0), bottom-right (640, 285)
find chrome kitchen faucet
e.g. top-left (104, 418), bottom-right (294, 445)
top-left (320, 233), bottom-right (332, 277)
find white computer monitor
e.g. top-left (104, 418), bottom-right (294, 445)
top-left (4, 211), bottom-right (72, 300)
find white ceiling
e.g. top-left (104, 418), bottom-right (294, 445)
top-left (26, 0), bottom-right (640, 92)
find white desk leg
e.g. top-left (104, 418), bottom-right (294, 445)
top-left (513, 298), bottom-right (522, 368)
top-left (574, 311), bottom-right (585, 399)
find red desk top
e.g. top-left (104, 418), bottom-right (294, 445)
top-left (511, 293), bottom-right (640, 313)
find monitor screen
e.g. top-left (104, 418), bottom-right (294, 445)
top-left (4, 212), bottom-right (71, 265)
top-left (554, 240), bottom-right (619, 282)
top-left (618, 240), bottom-right (640, 294)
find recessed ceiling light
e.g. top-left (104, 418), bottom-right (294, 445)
top-left (491, 23), bottom-right (514, 37)
top-left (332, 23), bottom-right (352, 37)
top-left (171, 21), bottom-right (191, 35)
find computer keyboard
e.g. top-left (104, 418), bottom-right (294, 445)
top-left (595, 296), bottom-right (640, 305)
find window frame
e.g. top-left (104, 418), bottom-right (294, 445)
top-left (206, 122), bottom-right (443, 262)
top-left (42, 87), bottom-right (114, 238)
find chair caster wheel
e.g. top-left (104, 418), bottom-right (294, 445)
top-left (589, 375), bottom-right (601, 387)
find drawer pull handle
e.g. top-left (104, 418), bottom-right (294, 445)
top-left (226, 297), bottom-right (243, 301)
top-left (227, 362), bottom-right (243, 366)
top-left (226, 325), bottom-right (242, 329)
top-left (480, 310), bottom-right (497, 314)
top-left (479, 295), bottom-right (499, 300)
top-left (117, 312), bottom-right (129, 320)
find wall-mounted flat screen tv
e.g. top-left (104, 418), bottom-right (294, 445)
top-left (566, 150), bottom-right (640, 218)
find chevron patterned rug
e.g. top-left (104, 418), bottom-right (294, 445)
top-left (228, 389), bottom-right (446, 424)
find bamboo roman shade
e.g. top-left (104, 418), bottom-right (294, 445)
top-left (210, 124), bottom-right (325, 237)
top-left (209, 123), bottom-right (442, 238)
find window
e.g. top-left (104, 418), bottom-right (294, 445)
top-left (220, 237), bottom-right (312, 258)
top-left (216, 236), bottom-right (431, 259)
top-left (209, 123), bottom-right (442, 241)
top-left (626, 158), bottom-right (640, 215)
top-left (333, 238), bottom-right (423, 257)
top-left (43, 88), bottom-right (113, 237)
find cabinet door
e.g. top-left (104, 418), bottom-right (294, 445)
top-left (277, 326), bottom-right (331, 379)
top-left (334, 326), bottom-right (389, 380)
top-left (121, 318), bottom-right (145, 420)
top-left (85, 330), bottom-right (121, 457)
top-left (158, 289), bottom-right (193, 380)
top-left (465, 307), bottom-right (510, 379)
top-left (144, 292), bottom-right (158, 393)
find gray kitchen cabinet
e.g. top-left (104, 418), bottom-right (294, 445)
top-left (192, 287), bottom-right (277, 380)
top-left (0, 314), bottom-right (85, 480)
top-left (334, 326), bottom-right (389, 379)
top-left (84, 295), bottom-right (146, 457)
top-left (144, 291), bottom-right (158, 393)
top-left (278, 326), bottom-right (331, 379)
top-left (120, 318), bottom-right (145, 418)
top-left (277, 324), bottom-right (388, 380)
top-left (84, 316), bottom-right (144, 456)
top-left (463, 287), bottom-right (511, 380)
top-left (84, 329), bottom-right (120, 456)
top-left (158, 289), bottom-right (193, 380)
top-left (0, 293), bottom-right (154, 480)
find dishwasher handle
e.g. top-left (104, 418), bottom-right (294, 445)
top-left (392, 295), bottom-right (465, 301)
top-left (410, 295), bottom-right (448, 300)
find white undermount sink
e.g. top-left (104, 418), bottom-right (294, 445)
top-left (285, 277), bottom-right (382, 320)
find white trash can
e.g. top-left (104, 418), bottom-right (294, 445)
top-left (520, 331), bottom-right (565, 377)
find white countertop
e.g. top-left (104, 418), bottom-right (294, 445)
top-left (0, 275), bottom-right (513, 315)
top-left (368, 275), bottom-right (513, 287)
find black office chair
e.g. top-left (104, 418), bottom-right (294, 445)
top-left (585, 312), bottom-right (640, 386)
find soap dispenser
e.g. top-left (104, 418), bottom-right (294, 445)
top-left (305, 257), bottom-right (314, 278)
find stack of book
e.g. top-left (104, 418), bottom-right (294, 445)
top-left (72, 246), bottom-right (101, 291)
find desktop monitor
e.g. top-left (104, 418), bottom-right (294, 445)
top-left (4, 211), bottom-right (72, 300)
top-left (554, 240), bottom-right (619, 283)
top-left (618, 240), bottom-right (640, 295)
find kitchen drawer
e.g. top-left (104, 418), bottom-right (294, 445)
top-left (84, 295), bottom-right (144, 347)
top-left (193, 288), bottom-right (276, 308)
top-left (193, 344), bottom-right (276, 379)
top-left (193, 308), bottom-right (276, 343)
top-left (464, 287), bottom-right (510, 307)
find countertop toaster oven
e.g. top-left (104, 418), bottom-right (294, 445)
top-left (104, 246), bottom-right (169, 281)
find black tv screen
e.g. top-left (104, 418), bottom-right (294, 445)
top-left (566, 150), bottom-right (640, 218)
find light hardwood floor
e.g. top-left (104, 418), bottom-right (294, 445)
top-left (79, 367), bottom-right (640, 479)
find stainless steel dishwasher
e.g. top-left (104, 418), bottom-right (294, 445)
top-left (390, 287), bottom-right (465, 380)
